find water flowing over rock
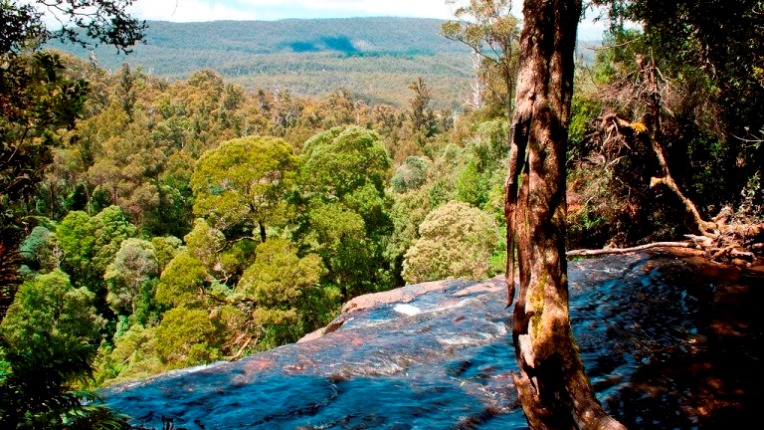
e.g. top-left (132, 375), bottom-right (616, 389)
top-left (103, 251), bottom-right (763, 429)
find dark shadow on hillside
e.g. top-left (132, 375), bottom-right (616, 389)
top-left (321, 37), bottom-right (358, 54)
top-left (287, 36), bottom-right (358, 54)
top-left (288, 41), bottom-right (320, 53)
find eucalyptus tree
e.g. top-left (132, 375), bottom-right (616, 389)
top-left (441, 0), bottom-right (520, 115)
top-left (402, 201), bottom-right (499, 284)
top-left (190, 135), bottom-right (298, 243)
top-left (504, 0), bottom-right (627, 427)
top-left (298, 126), bottom-right (395, 299)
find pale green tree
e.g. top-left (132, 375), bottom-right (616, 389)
top-left (456, 158), bottom-right (488, 207)
top-left (402, 201), bottom-right (499, 283)
top-left (1, 270), bottom-right (103, 349)
top-left (301, 126), bottom-right (391, 199)
top-left (150, 235), bottom-right (184, 272)
top-left (299, 126), bottom-right (395, 298)
top-left (300, 201), bottom-right (372, 299)
top-left (55, 211), bottom-right (97, 283)
top-left (97, 324), bottom-right (161, 385)
top-left (183, 218), bottom-right (257, 286)
top-left (155, 217), bottom-right (257, 310)
top-left (184, 218), bottom-right (226, 270)
top-left (103, 238), bottom-right (158, 316)
top-left (155, 251), bottom-right (209, 308)
top-left (57, 206), bottom-right (137, 293)
top-left (386, 187), bottom-right (433, 278)
top-left (391, 156), bottom-right (430, 193)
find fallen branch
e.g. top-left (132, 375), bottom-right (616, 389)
top-left (568, 241), bottom-right (697, 257)
top-left (730, 249), bottom-right (756, 260)
top-left (711, 245), bottom-right (738, 261)
top-left (569, 240), bottom-right (759, 263)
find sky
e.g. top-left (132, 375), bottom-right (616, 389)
top-left (129, 0), bottom-right (461, 22)
top-left (127, 0), bottom-right (608, 40)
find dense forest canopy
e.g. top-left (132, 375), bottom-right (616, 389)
top-left (1, 0), bottom-right (763, 428)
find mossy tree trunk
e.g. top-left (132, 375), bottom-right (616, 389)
top-left (504, 0), bottom-right (626, 428)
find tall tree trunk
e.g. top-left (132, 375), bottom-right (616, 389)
top-left (505, 1), bottom-right (626, 428)
top-left (259, 221), bottom-right (267, 243)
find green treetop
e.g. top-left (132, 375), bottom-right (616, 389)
top-left (191, 136), bottom-right (298, 242)
top-left (301, 126), bottom-right (391, 200)
top-left (402, 200), bottom-right (499, 283)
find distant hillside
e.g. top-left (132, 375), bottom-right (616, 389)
top-left (53, 18), bottom-right (475, 109)
top-left (136, 18), bottom-right (470, 55)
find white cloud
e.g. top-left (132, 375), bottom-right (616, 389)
top-left (291, 0), bottom-right (456, 18)
top-left (125, 0), bottom-right (457, 22)
top-left (130, 0), bottom-right (257, 22)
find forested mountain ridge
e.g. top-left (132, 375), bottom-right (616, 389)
top-left (133, 18), bottom-right (472, 55)
top-left (52, 18), bottom-right (602, 109)
top-left (52, 18), bottom-right (476, 109)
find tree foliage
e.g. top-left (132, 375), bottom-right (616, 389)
top-left (18, 225), bottom-right (60, 277)
top-left (154, 307), bottom-right (217, 368)
top-left (191, 136), bottom-right (297, 240)
top-left (1, 270), bottom-right (103, 348)
top-left (0, 270), bottom-right (126, 429)
top-left (402, 201), bottom-right (498, 283)
top-left (1, 0), bottom-right (145, 320)
top-left (567, 1), bottom-right (764, 249)
top-left (1, 3), bottom-right (757, 412)
top-left (1, 0), bottom-right (145, 56)
top-left (1, 51), bottom-right (89, 314)
top-left (236, 239), bottom-right (325, 345)
top-left (58, 206), bottom-right (137, 296)
top-left (441, 0), bottom-right (520, 114)
top-left (155, 251), bottom-right (208, 308)
top-left (103, 238), bottom-right (158, 317)
top-left (592, 0), bottom-right (764, 193)
top-left (391, 156), bottom-right (430, 193)
top-left (301, 126), bottom-right (391, 199)
top-left (298, 126), bottom-right (396, 298)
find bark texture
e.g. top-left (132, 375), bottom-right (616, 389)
top-left (505, 0), bottom-right (626, 428)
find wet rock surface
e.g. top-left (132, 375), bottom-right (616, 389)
top-left (103, 251), bottom-right (763, 429)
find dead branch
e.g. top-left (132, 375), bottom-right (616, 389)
top-left (568, 241), bottom-right (697, 257)
top-left (649, 176), bottom-right (717, 237)
top-left (585, 54), bottom-right (764, 266)
top-left (595, 117), bottom-right (764, 263)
